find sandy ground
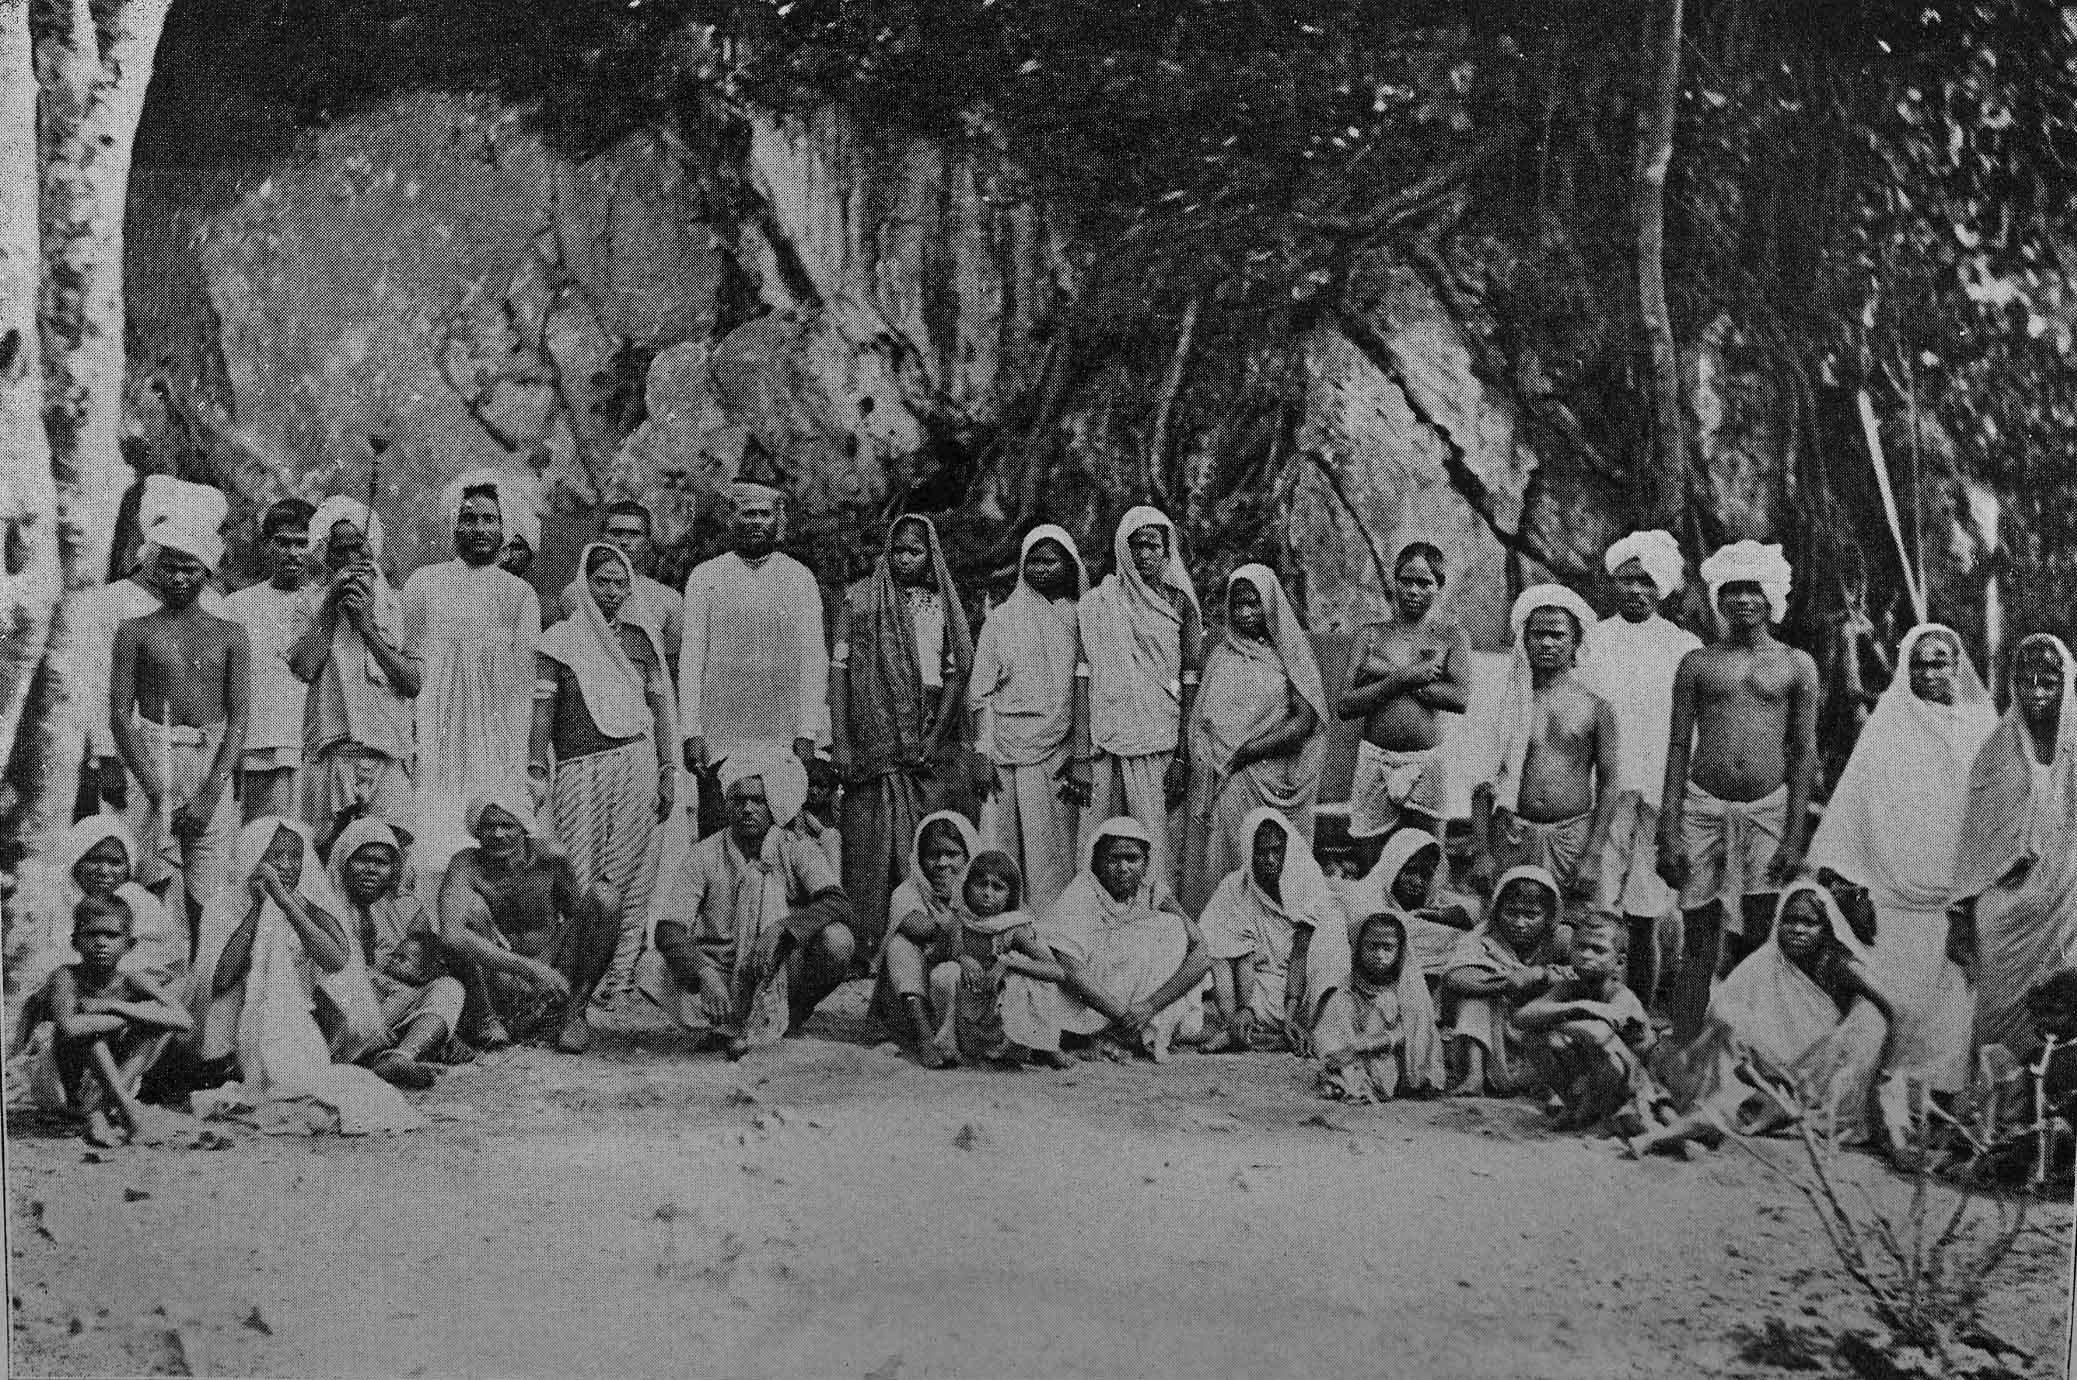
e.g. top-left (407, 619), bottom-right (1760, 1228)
top-left (6, 983), bottom-right (2071, 1380)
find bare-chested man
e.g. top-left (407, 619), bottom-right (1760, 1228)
top-left (1336, 541), bottom-right (1471, 870)
top-left (1657, 541), bottom-right (1819, 1042)
top-left (110, 493), bottom-right (248, 936)
top-left (437, 788), bottom-right (618, 1054)
top-left (1472, 585), bottom-right (1617, 911)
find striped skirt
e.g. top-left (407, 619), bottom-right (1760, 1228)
top-left (550, 737), bottom-right (659, 993)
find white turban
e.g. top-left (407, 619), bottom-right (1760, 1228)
top-left (1508, 583), bottom-right (1596, 645)
top-left (463, 783), bottom-right (537, 837)
top-left (727, 481), bottom-right (785, 511)
top-left (1700, 540), bottom-right (1793, 624)
top-left (1603, 529), bottom-right (1685, 599)
top-left (140, 478), bottom-right (228, 571)
top-left (717, 747), bottom-right (809, 830)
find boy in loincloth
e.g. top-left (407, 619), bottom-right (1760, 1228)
top-left (110, 491), bottom-right (249, 937)
top-left (1657, 541), bottom-right (1819, 1043)
top-left (437, 789), bottom-right (619, 1054)
top-left (1473, 584), bottom-right (1618, 911)
top-left (26, 895), bottom-right (192, 1146)
top-left (1336, 542), bottom-right (1470, 871)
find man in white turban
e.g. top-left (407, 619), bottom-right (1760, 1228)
top-left (403, 469), bottom-right (542, 877)
top-left (1579, 531), bottom-right (1701, 1009)
top-left (677, 481), bottom-right (828, 837)
top-left (1472, 584), bottom-right (1617, 910)
top-left (436, 783), bottom-right (619, 1053)
top-left (636, 746), bottom-right (858, 1057)
top-left (109, 479), bottom-right (246, 928)
top-left (1657, 540), bottom-right (1819, 1042)
top-left (63, 477), bottom-right (229, 814)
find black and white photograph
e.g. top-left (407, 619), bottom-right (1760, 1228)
top-left (0, 0), bottom-right (2073, 1375)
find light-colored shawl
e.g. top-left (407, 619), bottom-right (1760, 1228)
top-left (1038, 815), bottom-right (1177, 967)
top-left (1445, 864), bottom-right (1564, 982)
top-left (192, 818), bottom-right (387, 1068)
top-left (540, 542), bottom-right (653, 740)
top-left (1079, 507), bottom-right (1200, 756)
top-left (845, 515), bottom-right (975, 778)
top-left (1952, 632), bottom-right (2077, 900)
top-left (309, 496), bottom-right (406, 725)
top-left (971, 525), bottom-right (1086, 766)
top-left (1706, 880), bottom-right (1870, 1065)
top-left (1190, 565), bottom-right (1327, 808)
top-left (325, 816), bottom-right (417, 974)
top-left (1314, 910), bottom-right (1448, 1094)
top-left (1199, 806), bottom-right (1338, 977)
top-left (877, 809), bottom-right (981, 973)
top-left (1489, 584), bottom-right (1597, 812)
top-left (1810, 624), bottom-right (1996, 910)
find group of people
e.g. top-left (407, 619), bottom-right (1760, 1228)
top-left (6, 467), bottom-right (2071, 1166)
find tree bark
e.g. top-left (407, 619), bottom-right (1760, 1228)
top-left (1635, 0), bottom-right (1685, 527)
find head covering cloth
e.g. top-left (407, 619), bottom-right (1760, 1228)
top-left (463, 783), bottom-right (537, 839)
top-left (1700, 540), bottom-right (1794, 624)
top-left (843, 514), bottom-right (975, 779)
top-left (1318, 907), bottom-right (1448, 1095)
top-left (970, 524), bottom-right (1087, 766)
top-left (717, 746), bottom-right (810, 832)
top-left (1604, 529), bottom-right (1686, 598)
top-left (1488, 584), bottom-right (1597, 812)
top-left (309, 493), bottom-right (405, 701)
top-left (540, 542), bottom-right (654, 741)
top-left (1078, 506), bottom-right (1200, 757)
top-left (140, 478), bottom-right (228, 571)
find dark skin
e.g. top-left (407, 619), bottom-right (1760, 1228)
top-left (683, 495), bottom-right (814, 772)
top-left (1053, 836), bottom-right (1211, 1053)
top-left (830, 519), bottom-right (972, 785)
top-left (1215, 580), bottom-right (1320, 774)
top-left (1948, 641), bottom-right (2063, 979)
top-left (110, 547), bottom-right (250, 846)
top-left (454, 492), bottom-right (504, 568)
top-left (1442, 880), bottom-right (1570, 1097)
top-left (47, 912), bottom-right (191, 1147)
top-left (1204, 821), bottom-right (1313, 1055)
top-left (972, 538), bottom-right (1094, 808)
top-left (289, 518), bottom-right (422, 698)
top-left (212, 825), bottom-right (351, 1000)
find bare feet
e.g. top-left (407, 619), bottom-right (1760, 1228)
top-left (127, 1108), bottom-right (175, 1148)
top-left (1199, 1026), bottom-right (1243, 1055)
top-left (554, 1011), bottom-right (594, 1055)
top-left (1030, 1049), bottom-right (1076, 1070)
top-left (724, 1034), bottom-right (751, 1061)
top-left (84, 1109), bottom-right (122, 1148)
top-left (917, 1042), bottom-right (956, 1070)
top-left (1443, 1078), bottom-right (1483, 1098)
top-left (470, 1017), bottom-right (512, 1052)
top-left (371, 1050), bottom-right (437, 1089)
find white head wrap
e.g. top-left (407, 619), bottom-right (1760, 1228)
top-left (1700, 540), bottom-right (1793, 624)
top-left (140, 478), bottom-right (228, 571)
top-left (463, 783), bottom-right (537, 837)
top-left (1488, 584), bottom-right (1597, 812)
top-left (1603, 529), bottom-right (1685, 599)
top-left (718, 747), bottom-right (809, 830)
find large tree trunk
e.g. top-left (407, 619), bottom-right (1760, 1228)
top-left (1635, 0), bottom-right (1685, 527)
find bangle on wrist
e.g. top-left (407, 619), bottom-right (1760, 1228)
top-left (527, 762), bottom-right (549, 777)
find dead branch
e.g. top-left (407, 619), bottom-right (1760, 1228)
top-left (1145, 292), bottom-right (1200, 512)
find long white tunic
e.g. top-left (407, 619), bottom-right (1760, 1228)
top-left (676, 552), bottom-right (828, 762)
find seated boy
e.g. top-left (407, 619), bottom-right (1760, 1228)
top-left (1516, 916), bottom-right (1673, 1136)
top-left (30, 895), bottom-right (193, 1146)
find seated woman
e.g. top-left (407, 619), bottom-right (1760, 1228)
top-left (1312, 911), bottom-right (1447, 1103)
top-left (875, 811), bottom-right (982, 1067)
top-left (189, 818), bottom-right (424, 1134)
top-left (1321, 828), bottom-right (1477, 1004)
top-left (1039, 817), bottom-right (1211, 1062)
top-left (1198, 807), bottom-right (1338, 1052)
top-left (1630, 881), bottom-right (1895, 1157)
top-left (1442, 865), bottom-right (1573, 1097)
top-left (327, 818), bottom-right (470, 1089)
top-left (7, 816), bottom-right (188, 1052)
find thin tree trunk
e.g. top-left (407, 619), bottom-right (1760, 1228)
top-left (0, 0), bottom-right (58, 784)
top-left (1147, 292), bottom-right (1201, 512)
top-left (1635, 0), bottom-right (1685, 527)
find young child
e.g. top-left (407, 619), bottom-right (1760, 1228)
top-left (800, 755), bottom-right (844, 877)
top-left (1516, 915), bottom-right (1672, 1135)
top-left (29, 895), bottom-right (193, 1146)
top-left (928, 851), bottom-right (1074, 1068)
top-left (1312, 911), bottom-right (1447, 1103)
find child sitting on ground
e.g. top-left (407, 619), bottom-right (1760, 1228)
top-left (25, 895), bottom-right (192, 1146)
top-left (1312, 911), bottom-right (1447, 1103)
top-left (926, 851), bottom-right (1073, 1068)
top-left (1516, 915), bottom-right (1673, 1135)
top-left (1442, 865), bottom-right (1573, 1096)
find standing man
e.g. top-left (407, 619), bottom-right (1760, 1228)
top-left (1657, 540), bottom-right (1819, 1041)
top-left (1579, 530), bottom-right (1700, 1010)
top-left (63, 476), bottom-right (229, 817)
top-left (1472, 584), bottom-right (1618, 909)
top-left (677, 482), bottom-right (828, 837)
top-left (222, 499), bottom-right (314, 822)
top-left (402, 470), bottom-right (542, 876)
top-left (290, 497), bottom-right (420, 847)
top-left (109, 489), bottom-right (248, 931)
